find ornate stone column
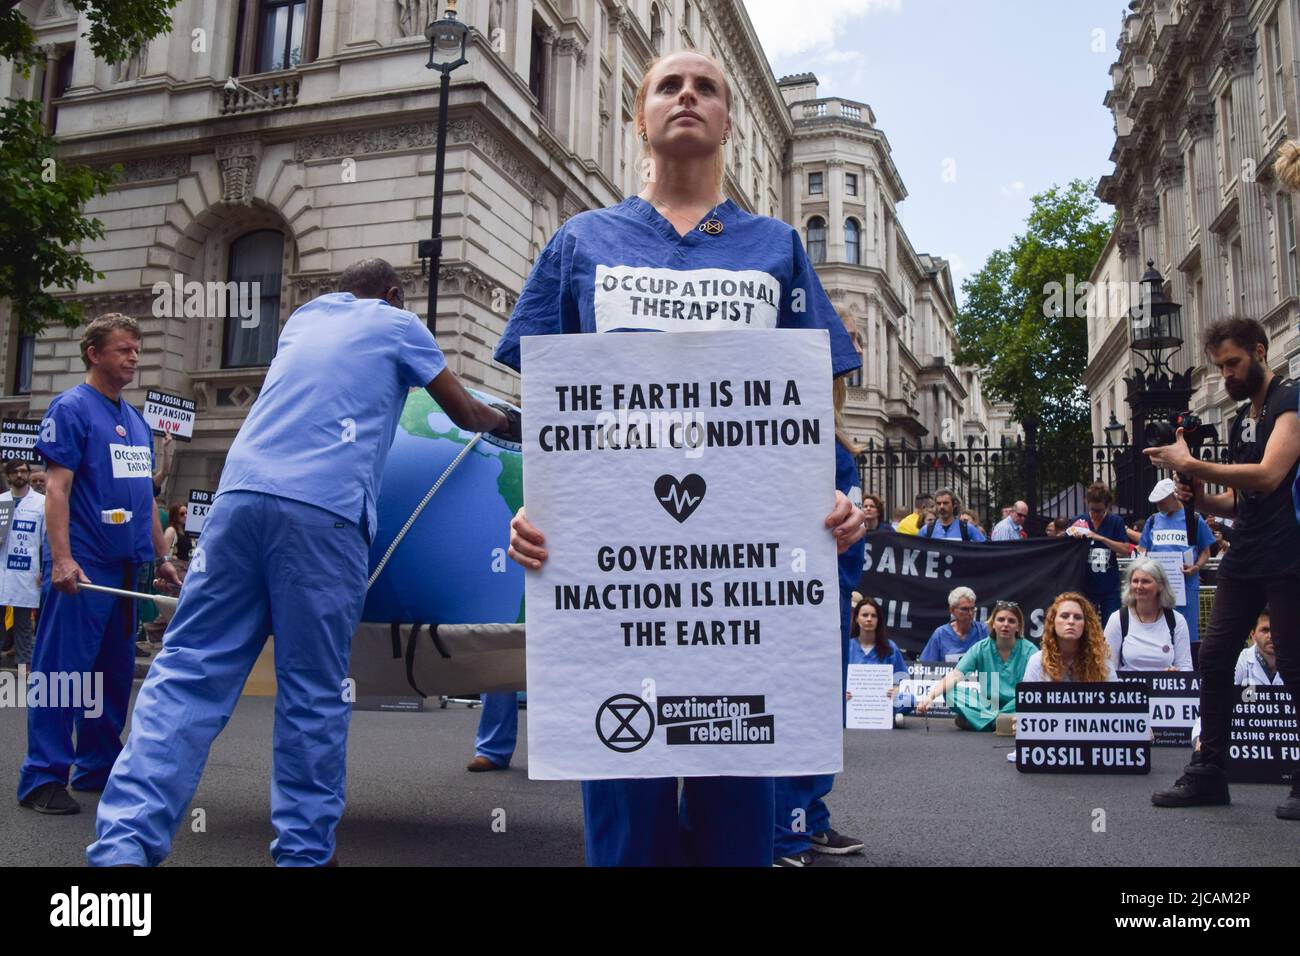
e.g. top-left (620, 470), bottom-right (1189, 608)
top-left (1185, 102), bottom-right (1227, 326)
top-left (1223, 30), bottom-right (1271, 319)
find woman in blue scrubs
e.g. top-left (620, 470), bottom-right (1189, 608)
top-left (499, 50), bottom-right (864, 867)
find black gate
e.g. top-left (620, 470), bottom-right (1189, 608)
top-left (857, 433), bottom-right (1230, 535)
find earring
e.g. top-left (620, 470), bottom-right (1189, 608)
top-left (721, 135), bottom-right (729, 145)
top-left (640, 130), bottom-right (648, 142)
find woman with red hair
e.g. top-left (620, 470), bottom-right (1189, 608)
top-left (1022, 592), bottom-right (1117, 683)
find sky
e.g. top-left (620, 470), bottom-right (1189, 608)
top-left (742, 0), bottom-right (1122, 298)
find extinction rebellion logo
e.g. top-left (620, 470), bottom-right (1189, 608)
top-left (595, 693), bottom-right (775, 751)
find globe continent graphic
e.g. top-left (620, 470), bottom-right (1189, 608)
top-left (362, 388), bottom-right (524, 627)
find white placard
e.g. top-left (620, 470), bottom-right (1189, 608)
top-left (109, 445), bottom-right (152, 479)
top-left (142, 390), bottom-right (196, 441)
top-left (846, 664), bottom-right (895, 730)
top-left (1148, 550), bottom-right (1187, 605)
top-left (185, 489), bottom-right (213, 535)
top-left (521, 329), bottom-right (841, 779)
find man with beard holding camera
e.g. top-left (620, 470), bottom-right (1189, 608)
top-left (1145, 317), bottom-right (1300, 820)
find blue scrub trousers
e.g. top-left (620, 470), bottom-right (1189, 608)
top-left (582, 776), bottom-right (774, 866)
top-left (475, 692), bottom-right (518, 767)
top-left (18, 561), bottom-right (138, 800)
top-left (773, 587), bottom-right (850, 856)
top-left (87, 491), bottom-right (368, 867)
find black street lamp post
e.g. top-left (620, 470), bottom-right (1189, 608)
top-left (1121, 259), bottom-right (1195, 521)
top-left (418, 1), bottom-right (470, 334)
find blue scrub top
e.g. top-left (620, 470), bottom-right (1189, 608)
top-left (920, 518), bottom-right (987, 542)
top-left (848, 637), bottom-right (908, 679)
top-left (1074, 511), bottom-right (1128, 599)
top-left (218, 293), bottom-right (446, 537)
top-left (492, 197), bottom-right (860, 377)
top-left (37, 383), bottom-right (155, 565)
top-left (836, 441), bottom-right (866, 593)
top-left (1139, 508), bottom-right (1212, 595)
top-left (919, 620), bottom-right (989, 662)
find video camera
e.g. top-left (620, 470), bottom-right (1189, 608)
top-left (1143, 411), bottom-right (1204, 452)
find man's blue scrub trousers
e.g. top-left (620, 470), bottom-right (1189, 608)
top-left (582, 776), bottom-right (775, 866)
top-left (17, 562), bottom-right (138, 799)
top-left (87, 491), bottom-right (368, 866)
top-left (475, 693), bottom-right (518, 767)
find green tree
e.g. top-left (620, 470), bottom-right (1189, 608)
top-left (0, 0), bottom-right (181, 334)
top-left (954, 179), bottom-right (1113, 450)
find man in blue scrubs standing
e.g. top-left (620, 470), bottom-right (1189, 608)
top-left (88, 259), bottom-right (516, 866)
top-left (18, 314), bottom-right (183, 815)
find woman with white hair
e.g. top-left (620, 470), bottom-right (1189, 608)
top-left (1103, 557), bottom-right (1193, 671)
top-left (919, 586), bottom-right (988, 663)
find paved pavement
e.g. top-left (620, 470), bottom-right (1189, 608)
top-left (1, 683), bottom-right (1296, 866)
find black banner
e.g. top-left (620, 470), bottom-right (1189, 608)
top-left (856, 532), bottom-right (1088, 656)
top-left (1227, 686), bottom-right (1298, 784)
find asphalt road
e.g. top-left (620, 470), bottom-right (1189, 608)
top-left (1, 685), bottom-right (1295, 867)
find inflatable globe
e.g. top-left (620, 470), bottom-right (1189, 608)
top-left (362, 388), bottom-right (524, 627)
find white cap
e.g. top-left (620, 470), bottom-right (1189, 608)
top-left (1148, 477), bottom-right (1177, 503)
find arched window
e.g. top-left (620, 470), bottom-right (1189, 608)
top-left (650, 3), bottom-right (663, 53)
top-left (223, 230), bottom-right (284, 368)
top-left (806, 216), bottom-right (827, 265)
top-left (845, 217), bottom-right (861, 265)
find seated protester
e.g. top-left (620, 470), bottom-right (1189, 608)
top-left (1103, 558), bottom-right (1193, 672)
top-left (1235, 609), bottom-right (1282, 687)
top-left (920, 488), bottom-right (988, 542)
top-left (845, 596), bottom-right (910, 712)
top-left (1023, 592), bottom-right (1118, 683)
top-left (919, 586), bottom-right (988, 663)
top-left (916, 600), bottom-right (1036, 731)
top-left (861, 493), bottom-right (892, 534)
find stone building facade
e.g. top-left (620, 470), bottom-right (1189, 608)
top-left (0, 0), bottom-right (1007, 504)
top-left (1090, 0), bottom-right (1300, 441)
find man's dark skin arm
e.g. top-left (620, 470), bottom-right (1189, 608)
top-left (425, 368), bottom-right (513, 437)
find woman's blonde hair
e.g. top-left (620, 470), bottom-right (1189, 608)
top-left (833, 377), bottom-right (862, 454)
top-left (1041, 592), bottom-right (1111, 682)
top-left (1275, 139), bottom-right (1300, 191)
top-left (634, 51), bottom-right (732, 191)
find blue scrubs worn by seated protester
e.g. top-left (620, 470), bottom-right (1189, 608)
top-left (17, 385), bottom-right (156, 802)
top-left (88, 293), bottom-right (446, 867)
top-left (495, 196), bottom-right (860, 866)
top-left (773, 440), bottom-right (865, 860)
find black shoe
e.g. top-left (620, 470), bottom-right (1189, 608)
top-left (953, 712), bottom-right (972, 731)
top-left (1277, 779), bottom-right (1300, 821)
top-left (773, 852), bottom-right (814, 867)
top-left (1152, 755), bottom-right (1230, 808)
top-left (18, 782), bottom-right (81, 815)
top-left (809, 828), bottom-right (865, 855)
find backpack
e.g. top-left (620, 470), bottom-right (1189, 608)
top-left (922, 518), bottom-right (971, 542)
top-left (1117, 606), bottom-right (1176, 669)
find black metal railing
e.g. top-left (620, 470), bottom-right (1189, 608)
top-left (856, 434), bottom-right (1231, 534)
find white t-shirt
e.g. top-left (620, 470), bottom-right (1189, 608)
top-left (1234, 647), bottom-right (1283, 686)
top-left (1022, 649), bottom-right (1118, 683)
top-left (0, 490), bottom-right (45, 608)
top-left (1103, 607), bottom-right (1193, 671)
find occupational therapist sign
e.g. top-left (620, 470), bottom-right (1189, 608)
top-left (521, 329), bottom-right (842, 780)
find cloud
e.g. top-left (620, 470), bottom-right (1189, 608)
top-left (744, 0), bottom-right (901, 60)
top-left (1000, 180), bottom-right (1026, 197)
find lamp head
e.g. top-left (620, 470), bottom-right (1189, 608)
top-left (425, 1), bottom-right (469, 73)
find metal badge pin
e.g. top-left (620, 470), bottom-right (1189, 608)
top-left (698, 218), bottom-right (724, 235)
